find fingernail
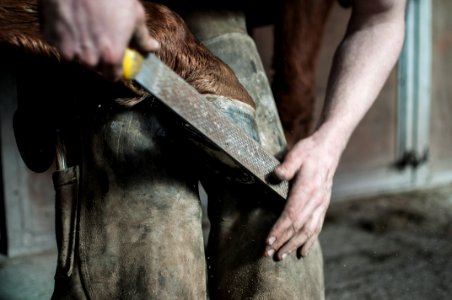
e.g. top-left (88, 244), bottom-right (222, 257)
top-left (275, 167), bottom-right (289, 181)
top-left (266, 248), bottom-right (275, 257)
top-left (281, 253), bottom-right (287, 260)
top-left (274, 167), bottom-right (283, 177)
top-left (268, 236), bottom-right (276, 245)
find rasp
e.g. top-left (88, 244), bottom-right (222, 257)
top-left (123, 49), bottom-right (288, 202)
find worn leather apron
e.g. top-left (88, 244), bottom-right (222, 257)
top-left (182, 9), bottom-right (326, 299)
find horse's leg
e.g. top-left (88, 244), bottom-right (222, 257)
top-left (272, 0), bottom-right (335, 147)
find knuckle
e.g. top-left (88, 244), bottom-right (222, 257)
top-left (98, 35), bottom-right (117, 57)
top-left (305, 183), bottom-right (317, 195)
top-left (286, 208), bottom-right (297, 220)
top-left (313, 197), bottom-right (324, 208)
top-left (270, 230), bottom-right (288, 248)
top-left (301, 244), bottom-right (312, 256)
top-left (82, 50), bottom-right (98, 67)
top-left (279, 243), bottom-right (291, 254)
top-left (284, 227), bottom-right (295, 240)
top-left (284, 245), bottom-right (297, 255)
top-left (60, 42), bottom-right (76, 61)
top-left (101, 44), bottom-right (122, 66)
top-left (61, 49), bottom-right (74, 62)
top-left (314, 197), bottom-right (328, 209)
top-left (292, 218), bottom-right (305, 232)
top-left (303, 227), bottom-right (316, 238)
top-left (273, 239), bottom-right (285, 251)
top-left (290, 223), bottom-right (300, 234)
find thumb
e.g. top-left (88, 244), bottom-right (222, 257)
top-left (274, 150), bottom-right (304, 181)
top-left (133, 24), bottom-right (160, 52)
top-left (132, 2), bottom-right (160, 52)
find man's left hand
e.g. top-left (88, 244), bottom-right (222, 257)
top-left (264, 131), bottom-right (341, 260)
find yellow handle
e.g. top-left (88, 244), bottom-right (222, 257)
top-left (122, 48), bottom-right (144, 80)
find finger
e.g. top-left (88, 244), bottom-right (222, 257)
top-left (96, 37), bottom-right (124, 81)
top-left (273, 141), bottom-right (311, 181)
top-left (74, 7), bottom-right (99, 68)
top-left (265, 214), bottom-right (295, 257)
top-left (286, 164), bottom-right (329, 227)
top-left (299, 211), bottom-right (326, 257)
top-left (133, 25), bottom-right (160, 52)
top-left (265, 178), bottom-right (313, 257)
top-left (277, 204), bottom-right (325, 260)
top-left (48, 25), bottom-right (79, 62)
top-left (277, 230), bottom-right (310, 260)
top-left (59, 39), bottom-right (78, 62)
top-left (299, 235), bottom-right (317, 257)
top-left (97, 60), bottom-right (122, 81)
top-left (278, 196), bottom-right (328, 257)
top-left (43, 29), bottom-right (70, 60)
top-left (133, 2), bottom-right (160, 52)
top-left (41, 10), bottom-right (78, 61)
top-left (289, 193), bottom-right (323, 231)
top-left (79, 43), bottom-right (99, 68)
top-left (274, 153), bottom-right (303, 181)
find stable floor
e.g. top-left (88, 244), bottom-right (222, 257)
top-left (321, 184), bottom-right (452, 299)
top-left (1, 184), bottom-right (452, 300)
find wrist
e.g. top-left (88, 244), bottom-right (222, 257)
top-left (310, 119), bottom-right (352, 161)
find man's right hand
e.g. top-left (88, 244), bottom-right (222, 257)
top-left (39, 0), bottom-right (160, 80)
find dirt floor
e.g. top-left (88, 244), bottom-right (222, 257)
top-left (1, 183), bottom-right (452, 299)
top-left (321, 183), bottom-right (452, 300)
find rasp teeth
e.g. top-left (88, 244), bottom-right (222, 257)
top-left (135, 54), bottom-right (289, 202)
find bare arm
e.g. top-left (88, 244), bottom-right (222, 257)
top-left (318, 0), bottom-right (407, 149)
top-left (266, 0), bottom-right (407, 259)
top-left (39, 0), bottom-right (160, 79)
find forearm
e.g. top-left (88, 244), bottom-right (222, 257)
top-left (316, 0), bottom-right (406, 153)
top-left (267, 0), bottom-right (407, 259)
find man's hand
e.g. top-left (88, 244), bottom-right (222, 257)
top-left (265, 130), bottom-right (341, 260)
top-left (264, 0), bottom-right (406, 261)
top-left (39, 0), bottom-right (160, 79)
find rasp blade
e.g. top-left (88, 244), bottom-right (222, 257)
top-left (134, 54), bottom-right (288, 201)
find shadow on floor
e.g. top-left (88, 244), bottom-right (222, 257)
top-left (1, 184), bottom-right (452, 299)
